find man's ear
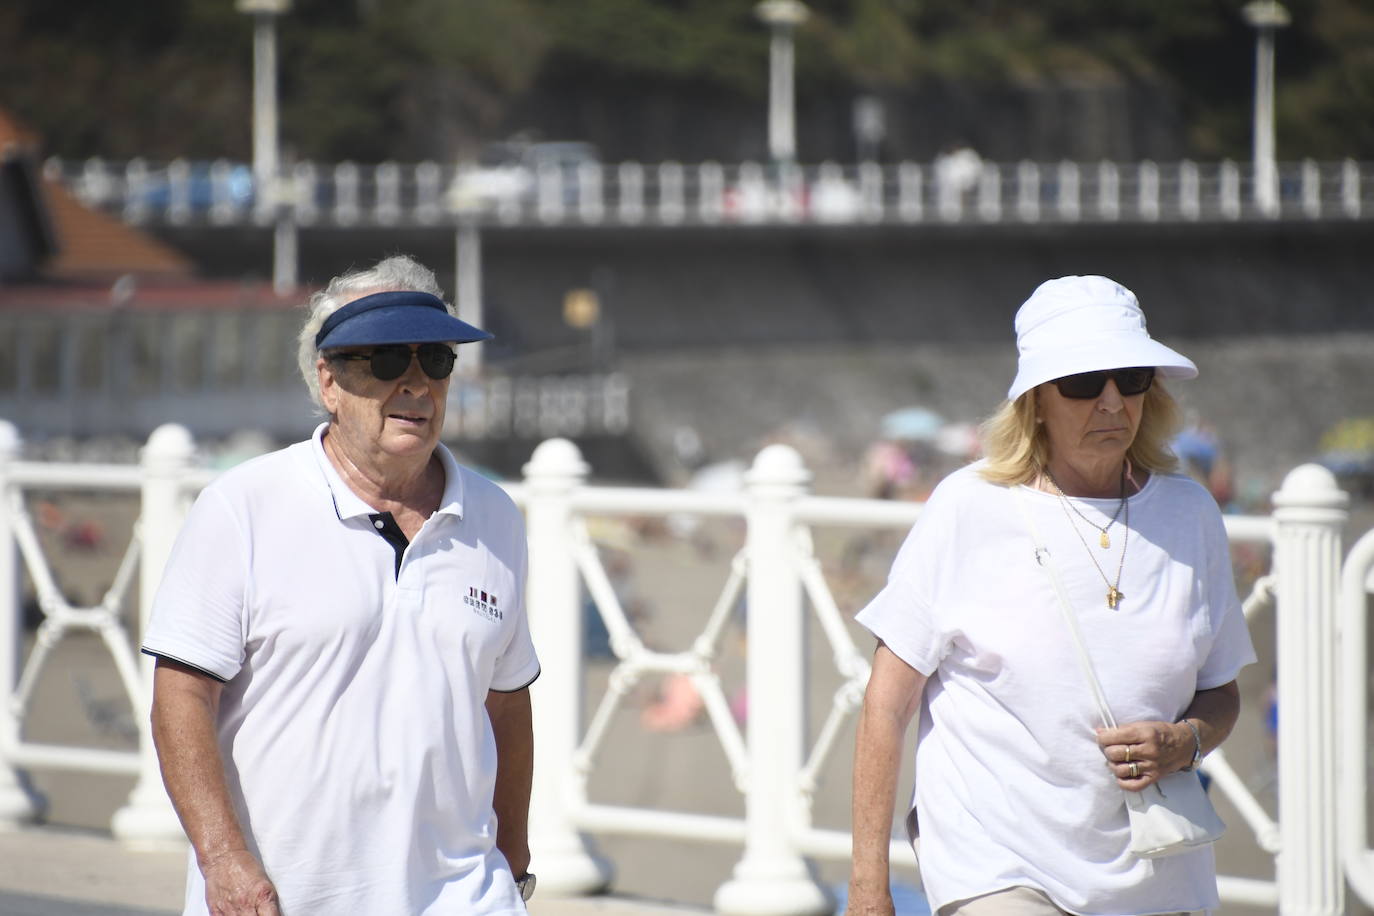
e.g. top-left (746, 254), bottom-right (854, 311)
top-left (317, 356), bottom-right (340, 413)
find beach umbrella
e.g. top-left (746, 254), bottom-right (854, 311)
top-left (881, 406), bottom-right (945, 442)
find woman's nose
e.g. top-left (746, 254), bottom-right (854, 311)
top-left (1097, 379), bottom-right (1126, 410)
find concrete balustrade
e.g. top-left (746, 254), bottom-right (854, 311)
top-left (46, 156), bottom-right (1374, 231)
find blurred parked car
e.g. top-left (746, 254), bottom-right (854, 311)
top-left (448, 141), bottom-right (600, 213)
top-left (128, 162), bottom-right (255, 214)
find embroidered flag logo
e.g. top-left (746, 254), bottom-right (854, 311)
top-left (465, 586), bottom-right (502, 622)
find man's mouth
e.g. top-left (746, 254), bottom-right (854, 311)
top-left (388, 413), bottom-right (428, 424)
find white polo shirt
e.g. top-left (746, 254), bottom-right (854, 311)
top-left (143, 423), bottom-right (540, 915)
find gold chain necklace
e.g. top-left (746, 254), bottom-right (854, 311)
top-left (1043, 465), bottom-right (1126, 548)
top-left (1043, 469), bottom-right (1130, 610)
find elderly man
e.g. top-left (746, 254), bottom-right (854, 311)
top-left (143, 255), bottom-right (539, 914)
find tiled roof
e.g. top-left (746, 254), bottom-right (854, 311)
top-left (0, 104), bottom-right (193, 281)
top-left (0, 108), bottom-right (41, 152)
top-left (40, 178), bottom-right (195, 280)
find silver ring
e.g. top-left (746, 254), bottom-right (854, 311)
top-left (1128, 761), bottom-right (1141, 779)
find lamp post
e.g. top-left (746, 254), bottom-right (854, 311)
top-left (237, 0), bottom-right (295, 292)
top-left (755, 0), bottom-right (809, 164)
top-left (1242, 0), bottom-right (1289, 217)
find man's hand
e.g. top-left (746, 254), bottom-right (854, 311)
top-left (844, 881), bottom-right (897, 916)
top-left (202, 848), bottom-right (280, 915)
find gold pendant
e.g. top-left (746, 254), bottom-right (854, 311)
top-left (1099, 531), bottom-right (1110, 549)
top-left (1107, 587), bottom-right (1123, 610)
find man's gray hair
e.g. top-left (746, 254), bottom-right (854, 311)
top-left (296, 255), bottom-right (452, 408)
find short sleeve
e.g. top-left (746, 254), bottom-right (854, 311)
top-left (1194, 509), bottom-right (1258, 690)
top-left (854, 483), bottom-right (964, 677)
top-left (141, 487), bottom-right (250, 681)
top-left (489, 524), bottom-right (540, 692)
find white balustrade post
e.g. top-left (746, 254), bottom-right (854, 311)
top-left (111, 424), bottom-right (195, 846)
top-left (523, 439), bottom-right (611, 894)
top-left (715, 445), bottom-right (829, 916)
top-left (1271, 464), bottom-right (1348, 915)
top-left (0, 421), bottom-right (45, 827)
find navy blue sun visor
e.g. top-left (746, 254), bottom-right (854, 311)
top-left (314, 291), bottom-right (493, 350)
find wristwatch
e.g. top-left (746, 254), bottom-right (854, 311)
top-left (515, 872), bottom-right (536, 902)
top-left (1178, 718), bottom-right (1203, 772)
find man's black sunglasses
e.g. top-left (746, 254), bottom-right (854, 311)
top-left (1052, 366), bottom-right (1155, 400)
top-left (329, 343), bottom-right (457, 381)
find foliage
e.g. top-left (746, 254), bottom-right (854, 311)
top-left (2, 0), bottom-right (1370, 161)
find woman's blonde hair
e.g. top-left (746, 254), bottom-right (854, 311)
top-left (978, 380), bottom-right (1182, 487)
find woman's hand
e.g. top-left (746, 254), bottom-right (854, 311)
top-left (1095, 720), bottom-right (1195, 791)
top-left (1096, 681), bottom-right (1242, 791)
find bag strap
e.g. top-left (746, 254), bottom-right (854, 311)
top-left (1013, 486), bottom-right (1118, 731)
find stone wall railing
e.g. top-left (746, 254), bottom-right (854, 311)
top-left (45, 156), bottom-right (1374, 229)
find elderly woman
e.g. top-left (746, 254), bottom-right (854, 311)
top-left (847, 276), bottom-right (1256, 916)
top-left (144, 255), bottom-right (540, 914)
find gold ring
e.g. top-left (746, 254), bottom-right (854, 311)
top-left (1129, 762), bottom-right (1140, 778)
top-left (1125, 746), bottom-right (1132, 763)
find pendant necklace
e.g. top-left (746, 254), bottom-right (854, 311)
top-left (1043, 466), bottom-right (1130, 610)
top-left (1043, 465), bottom-right (1127, 548)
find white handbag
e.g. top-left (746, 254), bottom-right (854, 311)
top-left (1016, 489), bottom-right (1225, 858)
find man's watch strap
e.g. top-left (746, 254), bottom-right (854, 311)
top-left (1178, 718), bottom-right (1203, 772)
top-left (516, 872), bottom-right (536, 902)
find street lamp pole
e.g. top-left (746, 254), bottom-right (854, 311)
top-left (1242, 1), bottom-right (1289, 217)
top-left (238, 0), bottom-right (295, 291)
top-left (755, 0), bottom-right (809, 164)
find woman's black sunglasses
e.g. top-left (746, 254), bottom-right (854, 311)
top-left (329, 343), bottom-right (457, 381)
top-left (1052, 366), bottom-right (1155, 399)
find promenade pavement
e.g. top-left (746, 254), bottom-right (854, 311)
top-left (0, 826), bottom-right (709, 916)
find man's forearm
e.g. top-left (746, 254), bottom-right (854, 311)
top-left (487, 688), bottom-right (533, 877)
top-left (151, 663), bottom-right (252, 867)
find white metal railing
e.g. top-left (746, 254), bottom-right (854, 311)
top-left (1340, 525), bottom-right (1374, 908)
top-left (0, 421), bottom-right (1365, 914)
top-left (44, 156), bottom-right (1374, 230)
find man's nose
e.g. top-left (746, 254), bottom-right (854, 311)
top-left (396, 352), bottom-right (430, 389)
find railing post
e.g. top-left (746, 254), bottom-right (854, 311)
top-left (1341, 158), bottom-right (1360, 219)
top-left (617, 162), bottom-right (645, 225)
top-left (715, 445), bottom-right (829, 916)
top-left (1220, 159), bottom-right (1242, 220)
top-left (1271, 464), bottom-right (1349, 915)
top-left (523, 439), bottom-right (611, 895)
top-left (1138, 160), bottom-right (1160, 221)
top-left (977, 163), bottom-right (1001, 222)
top-left (111, 423), bottom-right (195, 846)
top-left (1097, 160), bottom-right (1120, 221)
top-left (0, 420), bottom-right (45, 828)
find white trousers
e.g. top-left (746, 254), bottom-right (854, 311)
top-left (939, 885), bottom-right (1203, 916)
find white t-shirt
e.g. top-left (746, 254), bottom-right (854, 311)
top-left (143, 424), bottom-right (540, 916)
top-left (856, 463), bottom-right (1255, 916)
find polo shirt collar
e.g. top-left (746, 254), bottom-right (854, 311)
top-left (309, 422), bottom-right (466, 522)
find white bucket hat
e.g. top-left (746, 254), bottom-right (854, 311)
top-left (1006, 275), bottom-right (1198, 401)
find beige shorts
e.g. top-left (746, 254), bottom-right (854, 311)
top-left (939, 885), bottom-right (1204, 916)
